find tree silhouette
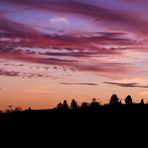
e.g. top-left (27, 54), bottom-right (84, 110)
top-left (109, 94), bottom-right (119, 105)
top-left (62, 100), bottom-right (69, 110)
top-left (125, 95), bottom-right (132, 105)
top-left (140, 99), bottom-right (144, 105)
top-left (70, 99), bottom-right (79, 110)
top-left (28, 107), bottom-right (32, 111)
top-left (25, 107), bottom-right (32, 112)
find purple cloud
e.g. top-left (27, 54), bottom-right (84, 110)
top-left (2, 0), bottom-right (148, 36)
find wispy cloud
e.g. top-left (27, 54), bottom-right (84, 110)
top-left (60, 82), bottom-right (99, 86)
top-left (120, 0), bottom-right (142, 3)
top-left (103, 82), bottom-right (148, 89)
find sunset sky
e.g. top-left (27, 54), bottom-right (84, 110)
top-left (0, 0), bottom-right (148, 110)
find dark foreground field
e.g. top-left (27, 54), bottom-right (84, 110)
top-left (0, 104), bottom-right (148, 146)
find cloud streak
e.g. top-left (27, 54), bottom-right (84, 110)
top-left (60, 82), bottom-right (99, 86)
top-left (104, 82), bottom-right (148, 89)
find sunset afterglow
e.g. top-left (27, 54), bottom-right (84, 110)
top-left (0, 0), bottom-right (148, 110)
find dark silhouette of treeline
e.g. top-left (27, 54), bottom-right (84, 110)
top-left (54, 94), bottom-right (145, 111)
top-left (1, 94), bottom-right (146, 113)
top-left (0, 93), bottom-right (148, 129)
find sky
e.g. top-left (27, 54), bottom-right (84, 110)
top-left (0, 0), bottom-right (148, 110)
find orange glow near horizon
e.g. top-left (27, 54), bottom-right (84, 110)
top-left (0, 75), bottom-right (147, 111)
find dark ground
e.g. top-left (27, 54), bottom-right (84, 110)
top-left (0, 105), bottom-right (148, 146)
